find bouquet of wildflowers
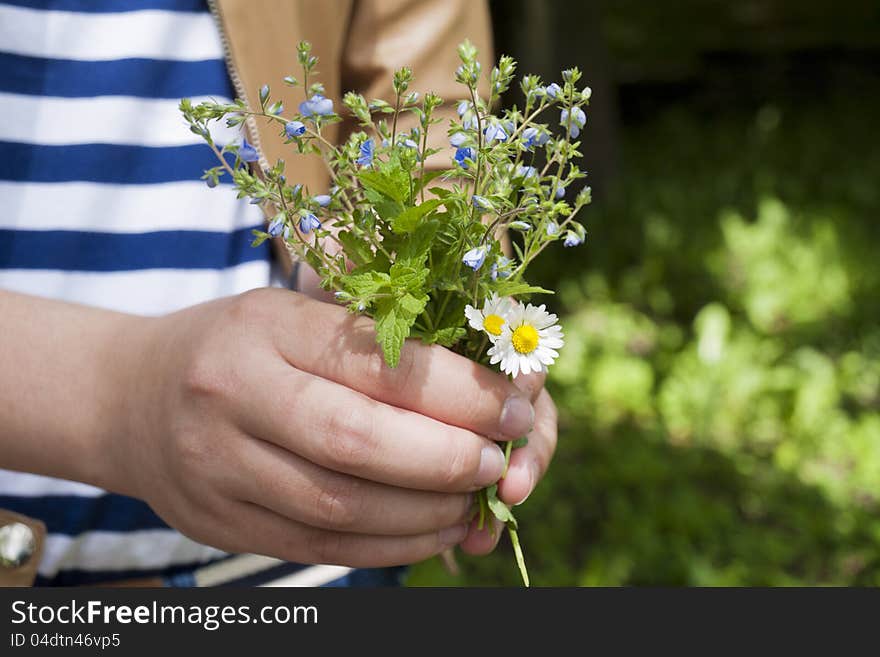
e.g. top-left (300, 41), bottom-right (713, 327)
top-left (180, 40), bottom-right (590, 586)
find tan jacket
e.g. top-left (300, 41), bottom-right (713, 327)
top-left (211, 0), bottom-right (494, 277)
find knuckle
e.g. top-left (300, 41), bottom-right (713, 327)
top-left (313, 478), bottom-right (363, 531)
top-left (363, 340), bottom-right (418, 398)
top-left (228, 288), bottom-right (274, 324)
top-left (320, 400), bottom-right (377, 471)
top-left (305, 528), bottom-right (347, 565)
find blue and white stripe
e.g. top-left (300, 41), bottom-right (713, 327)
top-left (0, 1), bottom-right (274, 585)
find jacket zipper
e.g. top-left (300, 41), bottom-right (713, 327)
top-left (206, 0), bottom-right (271, 172)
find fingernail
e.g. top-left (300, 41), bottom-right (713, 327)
top-left (475, 445), bottom-right (506, 487)
top-left (513, 462), bottom-right (536, 506)
top-left (499, 395), bottom-right (534, 438)
top-left (438, 524), bottom-right (468, 547)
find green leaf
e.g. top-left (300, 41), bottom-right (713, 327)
top-left (485, 484), bottom-right (517, 527)
top-left (357, 170), bottom-right (406, 203)
top-left (250, 229), bottom-right (270, 247)
top-left (344, 270), bottom-right (390, 297)
top-left (391, 198), bottom-right (444, 234)
top-left (511, 437), bottom-right (529, 449)
top-left (413, 170), bottom-right (447, 195)
top-left (373, 294), bottom-right (423, 368)
top-left (390, 263), bottom-right (428, 293)
top-left (492, 280), bottom-right (554, 297)
top-left (337, 230), bottom-right (374, 266)
top-left (396, 219), bottom-right (440, 265)
top-left (422, 326), bottom-right (467, 347)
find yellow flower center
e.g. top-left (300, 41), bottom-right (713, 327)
top-left (483, 313), bottom-right (505, 336)
top-left (511, 324), bottom-right (539, 354)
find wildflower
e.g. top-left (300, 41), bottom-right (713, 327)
top-left (491, 255), bottom-right (513, 280)
top-left (509, 221), bottom-right (531, 231)
top-left (465, 294), bottom-right (514, 342)
top-left (457, 100), bottom-right (471, 117)
top-left (299, 94), bottom-right (334, 117)
top-left (488, 303), bottom-right (564, 377)
top-left (454, 146), bottom-right (476, 168)
top-left (267, 216), bottom-right (285, 237)
top-left (298, 212), bottom-right (321, 234)
top-left (313, 194), bottom-right (331, 207)
top-left (357, 139), bottom-right (374, 167)
top-left (450, 132), bottom-right (468, 147)
top-left (462, 246), bottom-right (487, 270)
top-left (259, 84), bottom-right (270, 103)
top-left (555, 185), bottom-right (566, 199)
top-left (516, 165), bottom-right (537, 179)
top-left (402, 138), bottom-right (419, 150)
top-left (544, 83), bottom-right (562, 99)
top-left (238, 139), bottom-right (259, 163)
top-left (522, 127), bottom-right (549, 149)
top-left (560, 106), bottom-right (586, 138)
top-left (471, 195), bottom-right (493, 211)
top-left (484, 122), bottom-right (508, 143)
top-left (546, 222), bottom-right (559, 236)
top-left (285, 120), bottom-right (306, 138)
top-left (563, 231), bottom-right (583, 247)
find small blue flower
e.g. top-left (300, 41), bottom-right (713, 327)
top-left (544, 83), bottom-right (562, 99)
top-left (472, 195), bottom-right (493, 211)
top-left (299, 94), bottom-right (334, 117)
top-left (238, 138), bottom-right (259, 162)
top-left (259, 84), bottom-right (270, 103)
top-left (462, 246), bottom-right (487, 271)
top-left (457, 100), bottom-right (471, 117)
top-left (546, 222), bottom-right (560, 236)
top-left (357, 138), bottom-right (374, 167)
top-left (285, 120), bottom-right (306, 138)
top-left (564, 231), bottom-right (583, 247)
top-left (313, 194), bottom-right (331, 207)
top-left (454, 146), bottom-right (475, 168)
top-left (291, 184), bottom-right (303, 195)
top-left (522, 127), bottom-right (550, 149)
top-left (483, 123), bottom-right (508, 143)
top-left (555, 185), bottom-right (566, 199)
top-left (449, 132), bottom-right (468, 147)
top-left (560, 106), bottom-right (586, 138)
top-left (403, 138), bottom-right (419, 150)
top-left (516, 165), bottom-right (537, 179)
top-left (491, 255), bottom-right (513, 280)
top-left (267, 216), bottom-right (285, 237)
top-left (283, 225), bottom-right (291, 240)
top-left (299, 213), bottom-right (321, 234)
top-left (509, 221), bottom-right (531, 231)
top-left (205, 176), bottom-right (218, 188)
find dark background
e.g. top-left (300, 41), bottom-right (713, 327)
top-left (410, 1), bottom-right (880, 586)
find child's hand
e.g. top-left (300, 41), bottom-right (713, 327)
top-left (111, 289), bottom-right (537, 568)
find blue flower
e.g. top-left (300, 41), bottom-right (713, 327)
top-left (267, 216), bottom-right (285, 237)
top-left (450, 132), bottom-right (468, 147)
top-left (462, 246), bottom-right (487, 271)
top-left (313, 194), bottom-right (331, 207)
top-left (491, 255), bottom-right (513, 280)
top-left (285, 120), bottom-right (306, 138)
top-left (299, 94), bottom-right (334, 117)
top-left (259, 84), bottom-right (270, 103)
top-left (457, 100), bottom-right (471, 117)
top-left (560, 106), bottom-right (586, 138)
top-left (555, 185), bottom-right (566, 199)
top-left (564, 231), bottom-right (583, 247)
top-left (483, 123), bottom-right (508, 143)
top-left (546, 222), bottom-right (560, 236)
top-left (403, 138), bottom-right (419, 150)
top-left (299, 213), bottom-right (321, 234)
top-left (516, 165), bottom-right (537, 179)
top-left (238, 138), bottom-right (259, 162)
top-left (522, 127), bottom-right (550, 149)
top-left (454, 146), bottom-right (475, 168)
top-left (544, 83), bottom-right (562, 99)
top-left (357, 138), bottom-right (374, 167)
top-left (472, 195), bottom-right (493, 211)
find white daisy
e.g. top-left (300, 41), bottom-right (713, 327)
top-left (488, 302), bottom-right (564, 377)
top-left (464, 294), bottom-right (515, 342)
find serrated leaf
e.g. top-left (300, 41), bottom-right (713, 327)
top-left (492, 280), bottom-right (554, 297)
top-left (337, 230), bottom-right (374, 266)
top-left (424, 326), bottom-right (467, 347)
top-left (398, 292), bottom-right (427, 316)
top-left (414, 170), bottom-right (447, 195)
top-left (391, 198), bottom-right (443, 234)
top-left (357, 170), bottom-right (406, 203)
top-left (396, 219), bottom-right (439, 265)
top-left (374, 295), bottom-right (422, 368)
top-left (344, 270), bottom-right (390, 297)
top-left (390, 263), bottom-right (428, 293)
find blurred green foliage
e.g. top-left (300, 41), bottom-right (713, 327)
top-left (407, 88), bottom-right (880, 586)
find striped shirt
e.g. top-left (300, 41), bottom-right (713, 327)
top-left (0, 0), bottom-right (379, 587)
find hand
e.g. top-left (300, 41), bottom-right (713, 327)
top-left (459, 371), bottom-right (558, 556)
top-left (108, 289), bottom-right (536, 568)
